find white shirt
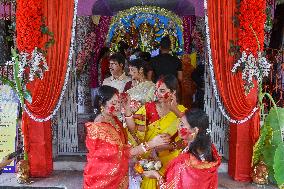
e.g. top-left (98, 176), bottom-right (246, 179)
top-left (102, 72), bottom-right (131, 93)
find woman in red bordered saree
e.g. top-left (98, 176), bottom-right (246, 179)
top-left (143, 109), bottom-right (221, 189)
top-left (83, 86), bottom-right (171, 189)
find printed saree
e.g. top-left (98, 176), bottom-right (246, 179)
top-left (133, 102), bottom-right (187, 189)
top-left (164, 145), bottom-right (221, 189)
top-left (83, 119), bottom-right (129, 189)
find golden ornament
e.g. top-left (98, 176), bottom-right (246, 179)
top-left (251, 161), bottom-right (269, 185)
top-left (16, 160), bottom-right (31, 184)
top-left (92, 15), bottom-right (101, 25)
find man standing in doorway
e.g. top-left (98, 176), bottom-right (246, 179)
top-left (102, 53), bottom-right (131, 93)
top-left (148, 36), bottom-right (183, 83)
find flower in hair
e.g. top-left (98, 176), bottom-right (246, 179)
top-left (206, 128), bottom-right (212, 135)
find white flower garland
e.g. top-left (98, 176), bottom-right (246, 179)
top-left (24, 0), bottom-right (78, 122)
top-left (204, 0), bottom-right (258, 124)
top-left (6, 48), bottom-right (49, 82)
top-left (232, 51), bottom-right (271, 93)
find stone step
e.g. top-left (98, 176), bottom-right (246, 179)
top-left (0, 171), bottom-right (277, 189)
top-left (53, 160), bottom-right (228, 172)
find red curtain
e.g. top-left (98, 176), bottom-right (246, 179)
top-left (207, 0), bottom-right (260, 181)
top-left (22, 0), bottom-right (75, 177)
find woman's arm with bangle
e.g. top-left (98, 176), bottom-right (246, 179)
top-left (124, 99), bottom-right (137, 131)
top-left (129, 141), bottom-right (153, 156)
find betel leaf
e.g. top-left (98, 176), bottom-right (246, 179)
top-left (273, 144), bottom-right (284, 187)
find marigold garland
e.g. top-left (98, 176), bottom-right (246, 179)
top-left (16, 0), bottom-right (44, 53)
top-left (238, 0), bottom-right (266, 56)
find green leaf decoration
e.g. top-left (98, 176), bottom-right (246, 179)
top-left (269, 108), bottom-right (284, 145)
top-left (23, 89), bottom-right (32, 104)
top-left (11, 48), bottom-right (25, 105)
top-left (260, 107), bottom-right (284, 185)
top-left (252, 124), bottom-right (272, 165)
top-left (41, 26), bottom-right (49, 34)
top-left (274, 145), bottom-right (284, 187)
top-left (48, 31), bottom-right (54, 37)
top-left (5, 36), bottom-right (13, 42)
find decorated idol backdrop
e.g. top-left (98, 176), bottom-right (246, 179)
top-left (107, 6), bottom-right (184, 55)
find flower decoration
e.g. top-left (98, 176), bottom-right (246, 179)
top-left (232, 51), bottom-right (271, 94)
top-left (2, 48), bottom-right (48, 105)
top-left (191, 27), bottom-right (205, 56)
top-left (6, 48), bottom-right (48, 83)
top-left (206, 128), bottom-right (212, 135)
top-left (1, 0), bottom-right (54, 106)
top-left (134, 159), bottom-right (162, 174)
top-left (238, 0), bottom-right (266, 56)
top-left (231, 0), bottom-right (271, 94)
top-left (190, 17), bottom-right (205, 63)
top-left (75, 31), bottom-right (96, 75)
top-left (16, 0), bottom-right (44, 53)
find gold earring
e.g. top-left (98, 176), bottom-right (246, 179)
top-left (100, 106), bottom-right (104, 113)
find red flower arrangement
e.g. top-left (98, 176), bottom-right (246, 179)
top-left (238, 0), bottom-right (266, 57)
top-left (16, 0), bottom-right (44, 53)
top-left (76, 32), bottom-right (97, 75)
top-left (231, 0), bottom-right (271, 95)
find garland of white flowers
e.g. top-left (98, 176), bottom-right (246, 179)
top-left (204, 0), bottom-right (258, 124)
top-left (24, 0), bottom-right (78, 122)
top-left (232, 51), bottom-right (271, 94)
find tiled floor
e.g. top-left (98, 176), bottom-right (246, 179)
top-left (0, 171), bottom-right (278, 189)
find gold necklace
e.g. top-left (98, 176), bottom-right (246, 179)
top-left (101, 114), bottom-right (120, 132)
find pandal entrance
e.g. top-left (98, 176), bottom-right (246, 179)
top-left (52, 1), bottom-right (229, 159)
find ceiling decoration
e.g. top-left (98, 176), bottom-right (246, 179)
top-left (91, 0), bottom-right (195, 16)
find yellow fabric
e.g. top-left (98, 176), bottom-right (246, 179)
top-left (134, 104), bottom-right (187, 189)
top-left (190, 52), bottom-right (197, 68)
top-left (125, 81), bottom-right (155, 146)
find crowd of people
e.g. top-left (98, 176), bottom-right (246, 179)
top-left (84, 36), bottom-right (220, 189)
top-left (91, 36), bottom-right (205, 110)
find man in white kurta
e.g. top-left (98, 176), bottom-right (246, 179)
top-left (102, 53), bottom-right (130, 93)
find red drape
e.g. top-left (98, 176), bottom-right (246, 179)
top-left (21, 0), bottom-right (75, 177)
top-left (165, 145), bottom-right (221, 189)
top-left (207, 0), bottom-right (260, 181)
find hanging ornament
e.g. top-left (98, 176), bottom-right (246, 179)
top-left (92, 15), bottom-right (101, 25)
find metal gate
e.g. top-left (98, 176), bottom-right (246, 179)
top-left (204, 61), bottom-right (229, 158)
top-left (53, 16), bottom-right (94, 156)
